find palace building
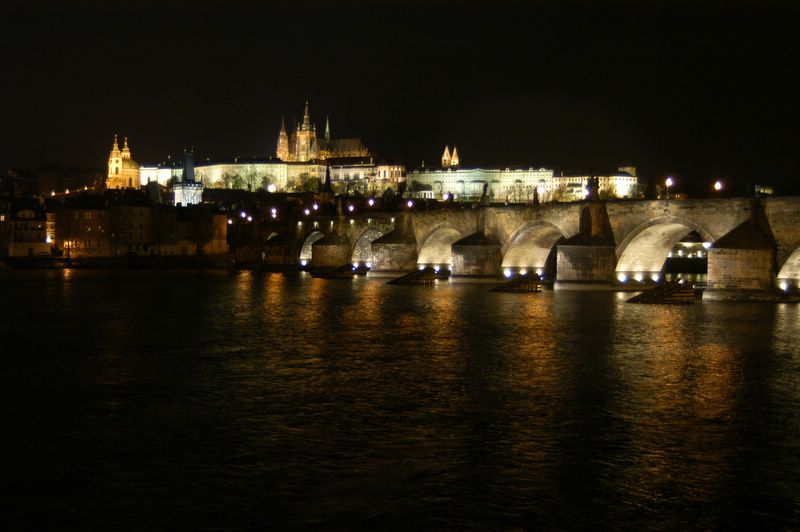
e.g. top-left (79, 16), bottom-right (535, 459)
top-left (407, 146), bottom-right (638, 203)
top-left (106, 135), bottom-right (141, 190)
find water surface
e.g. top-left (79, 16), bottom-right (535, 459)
top-left (2, 270), bottom-right (799, 529)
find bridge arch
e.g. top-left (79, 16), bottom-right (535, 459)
top-left (777, 248), bottom-right (800, 290)
top-left (351, 227), bottom-right (387, 264)
top-left (417, 223), bottom-right (465, 268)
top-left (615, 216), bottom-right (714, 277)
top-left (501, 222), bottom-right (566, 276)
top-left (299, 230), bottom-right (326, 262)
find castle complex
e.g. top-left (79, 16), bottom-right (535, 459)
top-left (104, 102), bottom-right (638, 203)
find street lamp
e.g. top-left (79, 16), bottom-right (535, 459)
top-left (714, 180), bottom-right (723, 192)
top-left (665, 177), bottom-right (674, 199)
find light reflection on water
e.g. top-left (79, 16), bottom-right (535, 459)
top-left (1, 270), bottom-right (799, 530)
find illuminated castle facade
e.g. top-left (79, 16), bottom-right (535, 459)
top-left (106, 134), bottom-right (141, 190)
top-left (276, 100), bottom-right (370, 162)
top-left (407, 146), bottom-right (638, 202)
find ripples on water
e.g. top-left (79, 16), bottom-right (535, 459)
top-left (1, 270), bottom-right (799, 529)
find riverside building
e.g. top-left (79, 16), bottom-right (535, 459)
top-left (406, 146), bottom-right (638, 202)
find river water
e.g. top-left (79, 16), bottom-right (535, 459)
top-left (2, 269), bottom-right (799, 530)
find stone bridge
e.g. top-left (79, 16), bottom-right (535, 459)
top-left (263, 197), bottom-right (800, 298)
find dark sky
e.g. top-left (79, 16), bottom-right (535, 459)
top-left (2, 1), bottom-right (799, 195)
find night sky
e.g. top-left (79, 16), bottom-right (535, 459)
top-left (3, 1), bottom-right (799, 196)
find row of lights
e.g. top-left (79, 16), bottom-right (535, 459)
top-left (503, 268), bottom-right (544, 278)
top-left (617, 272), bottom-right (661, 283)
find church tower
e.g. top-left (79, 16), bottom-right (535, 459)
top-left (450, 146), bottom-right (460, 167)
top-left (106, 135), bottom-right (140, 189)
top-left (442, 146), bottom-right (451, 167)
top-left (276, 116), bottom-right (289, 161)
top-left (295, 99), bottom-right (317, 162)
top-left (107, 134), bottom-right (122, 187)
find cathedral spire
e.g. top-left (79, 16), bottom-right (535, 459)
top-left (325, 115), bottom-right (330, 141)
top-left (442, 145), bottom-right (451, 167)
top-left (280, 115), bottom-right (287, 134)
top-left (302, 99), bottom-right (311, 130)
top-left (112, 134), bottom-right (120, 152)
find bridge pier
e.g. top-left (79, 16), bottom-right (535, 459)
top-left (311, 232), bottom-right (352, 268)
top-left (554, 203), bottom-right (617, 290)
top-left (368, 214), bottom-right (418, 277)
top-left (704, 221), bottom-right (777, 301)
top-left (450, 232), bottom-right (502, 281)
top-left (554, 244), bottom-right (617, 290)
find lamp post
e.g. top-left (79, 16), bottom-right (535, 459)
top-left (714, 180), bottom-right (723, 193)
top-left (665, 177), bottom-right (674, 200)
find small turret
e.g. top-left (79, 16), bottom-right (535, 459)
top-left (450, 146), bottom-right (460, 167)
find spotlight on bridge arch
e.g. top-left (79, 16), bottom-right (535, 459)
top-left (300, 259), bottom-right (308, 266)
top-left (419, 265), bottom-right (425, 270)
top-left (504, 268), bottom-right (513, 278)
top-left (520, 269), bottom-right (527, 275)
top-left (779, 281), bottom-right (789, 292)
top-left (267, 184), bottom-right (277, 193)
top-left (536, 268), bottom-right (543, 276)
top-left (651, 273), bottom-right (660, 282)
top-left (366, 261), bottom-right (372, 268)
top-left (433, 265), bottom-right (440, 273)
top-left (617, 273), bottom-right (628, 283)
top-left (352, 262), bottom-right (358, 269)
top-left (634, 273), bottom-right (644, 282)
top-left (703, 242), bottom-right (711, 249)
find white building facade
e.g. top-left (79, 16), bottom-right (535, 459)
top-left (407, 149), bottom-right (638, 202)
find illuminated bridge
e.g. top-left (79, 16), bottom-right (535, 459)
top-left (263, 197), bottom-right (800, 300)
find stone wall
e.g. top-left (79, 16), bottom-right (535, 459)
top-left (706, 248), bottom-right (775, 290)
